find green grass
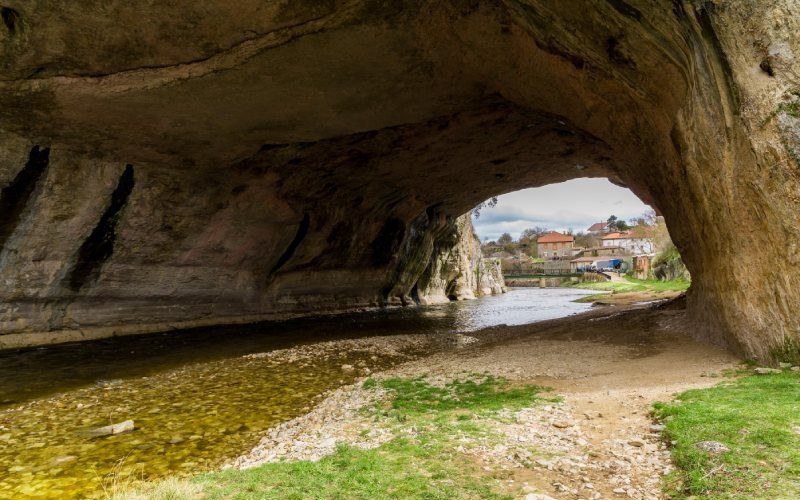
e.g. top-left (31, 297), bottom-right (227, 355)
top-left (188, 441), bottom-right (499, 499)
top-left (569, 275), bottom-right (689, 301)
top-left (653, 370), bottom-right (800, 498)
top-left (120, 375), bottom-right (552, 499)
top-left (377, 375), bottom-right (553, 416)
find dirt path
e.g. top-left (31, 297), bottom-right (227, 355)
top-left (605, 272), bottom-right (629, 283)
top-left (235, 300), bottom-right (740, 499)
top-left (385, 302), bottom-right (739, 498)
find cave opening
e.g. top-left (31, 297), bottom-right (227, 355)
top-left (0, 1), bottom-right (796, 365)
top-left (471, 178), bottom-right (673, 269)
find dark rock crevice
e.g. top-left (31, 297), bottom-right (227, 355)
top-left (0, 145), bottom-right (50, 251)
top-left (269, 213), bottom-right (310, 275)
top-left (65, 164), bottom-right (135, 291)
top-left (1, 7), bottom-right (19, 34)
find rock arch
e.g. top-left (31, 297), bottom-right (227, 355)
top-left (0, 0), bottom-right (798, 361)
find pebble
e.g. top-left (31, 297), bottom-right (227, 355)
top-left (694, 441), bottom-right (730, 454)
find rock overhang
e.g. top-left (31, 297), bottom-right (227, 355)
top-left (0, 0), bottom-right (797, 362)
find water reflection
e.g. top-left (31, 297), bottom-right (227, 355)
top-left (0, 288), bottom-right (596, 407)
top-left (0, 287), bottom-right (595, 497)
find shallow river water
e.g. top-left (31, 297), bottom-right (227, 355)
top-left (0, 287), bottom-right (595, 497)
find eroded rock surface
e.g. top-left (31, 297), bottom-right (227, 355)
top-left (0, 1), bottom-right (798, 360)
top-left (416, 214), bottom-right (506, 305)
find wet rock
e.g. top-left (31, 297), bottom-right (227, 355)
top-left (51, 455), bottom-right (78, 465)
top-left (84, 420), bottom-right (134, 437)
top-left (694, 441), bottom-right (730, 454)
top-left (449, 334), bottom-right (479, 348)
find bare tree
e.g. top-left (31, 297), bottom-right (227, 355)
top-left (471, 196), bottom-right (498, 219)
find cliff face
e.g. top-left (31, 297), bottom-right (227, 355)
top-left (415, 215), bottom-right (506, 305)
top-left (0, 1), bottom-right (798, 361)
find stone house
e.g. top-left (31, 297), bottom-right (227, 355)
top-left (536, 232), bottom-right (574, 259)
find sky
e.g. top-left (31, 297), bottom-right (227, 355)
top-left (471, 178), bottom-right (652, 241)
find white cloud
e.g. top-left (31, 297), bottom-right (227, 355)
top-left (472, 178), bottom-right (651, 241)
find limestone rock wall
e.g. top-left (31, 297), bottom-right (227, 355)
top-left (0, 1), bottom-right (799, 361)
top-left (415, 215), bottom-right (506, 305)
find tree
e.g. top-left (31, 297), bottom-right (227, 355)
top-left (518, 226), bottom-right (549, 257)
top-left (606, 214), bottom-right (630, 231)
top-left (520, 226), bottom-right (548, 241)
top-left (472, 196), bottom-right (498, 219)
top-left (574, 231), bottom-right (598, 249)
top-left (497, 232), bottom-right (513, 244)
top-left (640, 208), bottom-right (658, 225)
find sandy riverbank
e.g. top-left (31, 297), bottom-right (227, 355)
top-left (225, 296), bottom-right (738, 499)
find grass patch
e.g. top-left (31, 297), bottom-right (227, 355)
top-left (570, 276), bottom-right (689, 302)
top-left (378, 375), bottom-right (552, 415)
top-left (188, 441), bottom-right (501, 499)
top-left (653, 370), bottom-right (800, 498)
top-left (120, 375), bottom-right (551, 499)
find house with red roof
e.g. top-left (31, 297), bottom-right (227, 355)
top-left (536, 232), bottom-right (575, 259)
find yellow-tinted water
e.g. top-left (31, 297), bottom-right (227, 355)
top-left (0, 349), bottom-right (403, 497)
top-left (0, 288), bottom-right (595, 497)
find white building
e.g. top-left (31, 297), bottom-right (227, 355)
top-left (601, 231), bottom-right (653, 255)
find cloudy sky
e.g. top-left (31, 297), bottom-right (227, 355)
top-left (471, 178), bottom-right (652, 241)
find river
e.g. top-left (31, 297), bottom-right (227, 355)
top-left (0, 287), bottom-right (596, 497)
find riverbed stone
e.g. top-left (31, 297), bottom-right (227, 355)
top-left (84, 420), bottom-right (134, 438)
top-left (694, 441), bottom-right (730, 454)
top-left (50, 456), bottom-right (78, 465)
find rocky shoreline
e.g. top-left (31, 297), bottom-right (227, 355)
top-left (223, 300), bottom-right (738, 499)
